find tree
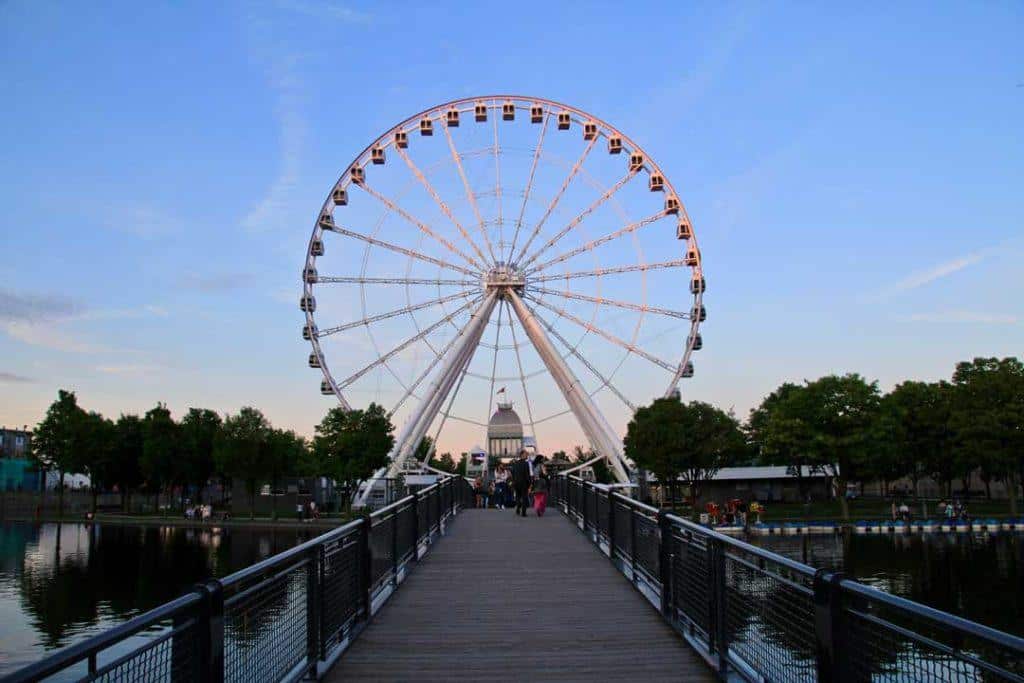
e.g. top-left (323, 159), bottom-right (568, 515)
top-left (430, 451), bottom-right (457, 473)
top-left (950, 357), bottom-right (1024, 515)
top-left (801, 374), bottom-right (884, 520)
top-left (78, 411), bottom-right (116, 513)
top-left (747, 383), bottom-right (822, 503)
top-left (215, 407), bottom-right (271, 519)
top-left (31, 390), bottom-right (87, 517)
top-left (414, 435), bottom-right (434, 464)
top-left (263, 428), bottom-right (305, 520)
top-left (141, 404), bottom-right (180, 513)
top-left (180, 408), bottom-right (222, 503)
top-left (881, 381), bottom-right (953, 497)
top-left (111, 415), bottom-right (145, 511)
top-left (625, 398), bottom-right (745, 505)
top-left (313, 403), bottom-right (394, 511)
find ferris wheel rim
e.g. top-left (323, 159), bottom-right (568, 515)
top-left (303, 94), bottom-right (705, 427)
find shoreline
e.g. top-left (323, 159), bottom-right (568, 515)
top-left (0, 513), bottom-right (353, 530)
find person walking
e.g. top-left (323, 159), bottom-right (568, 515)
top-left (494, 464), bottom-right (510, 510)
top-left (531, 464), bottom-right (550, 517)
top-left (511, 449), bottom-right (532, 517)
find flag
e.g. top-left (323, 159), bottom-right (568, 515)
top-left (496, 387), bottom-right (506, 395)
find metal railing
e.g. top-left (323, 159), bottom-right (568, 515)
top-left (8, 476), bottom-right (474, 683)
top-left (554, 475), bottom-right (1024, 683)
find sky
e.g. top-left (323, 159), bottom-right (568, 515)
top-left (1, 1), bottom-right (1022, 457)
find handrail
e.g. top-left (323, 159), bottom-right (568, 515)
top-left (5, 592), bottom-right (202, 683)
top-left (7, 474), bottom-right (475, 683)
top-left (556, 473), bottom-right (1024, 682)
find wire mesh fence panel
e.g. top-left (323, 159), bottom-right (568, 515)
top-left (395, 502), bottom-right (417, 565)
top-left (320, 531), bottom-right (364, 651)
top-left (92, 618), bottom-right (198, 683)
top-left (842, 590), bottom-right (1024, 683)
top-left (224, 563), bottom-right (310, 683)
top-left (670, 527), bottom-right (712, 639)
top-left (722, 551), bottom-right (817, 683)
top-left (595, 492), bottom-right (609, 542)
top-left (613, 499), bottom-right (632, 560)
top-left (369, 514), bottom-right (395, 593)
top-left (416, 494), bottom-right (432, 543)
top-left (584, 486), bottom-right (597, 534)
top-left (633, 513), bottom-right (661, 583)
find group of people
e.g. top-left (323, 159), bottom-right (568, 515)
top-left (184, 503), bottom-right (213, 521)
top-left (296, 500), bottom-right (320, 521)
top-left (937, 498), bottom-right (970, 521)
top-left (703, 499), bottom-right (764, 527)
top-left (472, 449), bottom-right (550, 517)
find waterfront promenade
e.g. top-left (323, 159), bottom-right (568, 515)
top-left (328, 508), bottom-right (713, 682)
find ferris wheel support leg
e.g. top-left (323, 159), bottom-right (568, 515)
top-left (352, 292), bottom-right (499, 509)
top-left (505, 290), bottom-right (631, 485)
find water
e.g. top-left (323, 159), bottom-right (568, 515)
top-left (0, 522), bottom-right (1021, 677)
top-left (0, 521), bottom-right (316, 676)
top-left (751, 531), bottom-right (1024, 638)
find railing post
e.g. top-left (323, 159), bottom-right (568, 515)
top-left (306, 545), bottom-right (321, 674)
top-left (710, 538), bottom-right (729, 676)
top-left (192, 579), bottom-right (224, 683)
top-left (436, 483), bottom-right (442, 533)
top-left (607, 489), bottom-right (616, 561)
top-left (360, 514), bottom-right (372, 620)
top-left (814, 570), bottom-right (848, 682)
top-left (581, 483), bottom-right (589, 537)
top-left (657, 511), bottom-right (672, 618)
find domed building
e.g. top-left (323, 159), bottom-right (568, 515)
top-left (488, 401), bottom-right (523, 462)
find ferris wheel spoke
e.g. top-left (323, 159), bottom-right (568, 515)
top-left (518, 170), bottom-right (637, 271)
top-left (422, 348), bottom-right (474, 465)
top-left (355, 182), bottom-right (486, 271)
top-left (528, 259), bottom-right (688, 283)
top-left (336, 295), bottom-right (482, 389)
top-left (511, 134), bottom-right (599, 266)
top-left (504, 299), bottom-right (537, 438)
top-left (492, 114), bottom-right (504, 258)
top-left (525, 294), bottom-right (677, 373)
top-left (319, 276), bottom-right (478, 286)
top-left (393, 145), bottom-right (491, 267)
top-left (484, 300), bottom-right (505, 430)
top-left (526, 210), bottom-right (670, 275)
top-left (530, 286), bottom-right (687, 319)
top-left (442, 119), bottom-right (498, 264)
top-left (325, 223), bottom-right (479, 277)
top-left (507, 112), bottom-right (549, 262)
top-left (319, 290), bottom-right (478, 337)
top-left (526, 302), bottom-right (636, 412)
top-left (390, 326), bottom-right (462, 418)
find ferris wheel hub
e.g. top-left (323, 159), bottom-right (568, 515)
top-left (483, 262), bottom-right (525, 296)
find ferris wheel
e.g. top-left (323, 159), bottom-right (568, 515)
top-left (300, 96), bottom-right (705, 504)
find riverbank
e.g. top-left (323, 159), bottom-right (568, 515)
top-left (0, 512), bottom-right (355, 530)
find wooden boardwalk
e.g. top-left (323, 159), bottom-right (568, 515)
top-left (327, 507), bottom-right (714, 682)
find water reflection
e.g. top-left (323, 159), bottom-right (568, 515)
top-left (752, 531), bottom-right (1024, 637)
top-left (0, 521), bottom-right (314, 675)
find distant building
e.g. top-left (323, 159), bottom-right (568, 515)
top-left (0, 427), bottom-right (41, 491)
top-left (0, 427), bottom-right (32, 459)
top-left (487, 402), bottom-right (523, 462)
top-left (652, 466), bottom-right (834, 506)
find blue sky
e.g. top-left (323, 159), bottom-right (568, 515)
top-left (1, 2), bottom-right (1021, 455)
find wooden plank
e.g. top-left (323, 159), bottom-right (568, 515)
top-left (326, 508), bottom-right (714, 681)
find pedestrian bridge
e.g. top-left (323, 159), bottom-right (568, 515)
top-left (9, 477), bottom-right (1024, 683)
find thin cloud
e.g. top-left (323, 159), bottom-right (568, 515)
top-left (899, 311), bottom-right (1018, 324)
top-left (880, 253), bottom-right (983, 297)
top-left (274, 0), bottom-right (373, 23)
top-left (100, 202), bottom-right (180, 238)
top-left (94, 364), bottom-right (167, 377)
top-left (0, 371), bottom-right (34, 384)
top-left (0, 288), bottom-right (78, 323)
top-left (241, 54), bottom-right (307, 233)
top-left (180, 272), bottom-right (255, 293)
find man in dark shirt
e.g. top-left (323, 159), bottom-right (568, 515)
top-left (511, 449), bottom-right (532, 517)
